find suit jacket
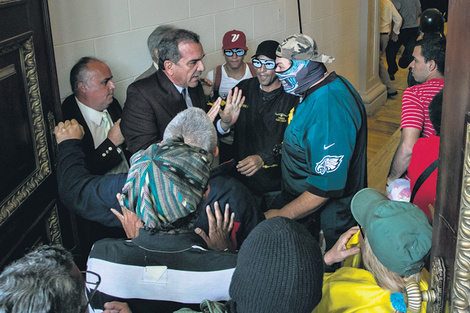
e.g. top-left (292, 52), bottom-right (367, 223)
top-left (61, 95), bottom-right (129, 175)
top-left (121, 69), bottom-right (207, 153)
top-left (135, 64), bottom-right (157, 82)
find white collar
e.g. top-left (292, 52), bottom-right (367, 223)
top-left (75, 97), bottom-right (107, 126)
top-left (173, 84), bottom-right (186, 94)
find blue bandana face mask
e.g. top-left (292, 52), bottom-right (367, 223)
top-left (275, 60), bottom-right (309, 96)
top-left (276, 60), bottom-right (328, 97)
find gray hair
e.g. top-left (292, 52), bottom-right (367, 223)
top-left (0, 245), bottom-right (84, 313)
top-left (362, 236), bottom-right (420, 294)
top-left (147, 25), bottom-right (177, 62)
top-left (69, 56), bottom-right (101, 94)
top-left (163, 107), bottom-right (217, 155)
top-left (158, 28), bottom-right (200, 70)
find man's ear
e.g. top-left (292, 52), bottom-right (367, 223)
top-left (213, 146), bottom-right (219, 157)
top-left (153, 49), bottom-right (159, 61)
top-left (427, 59), bottom-right (437, 72)
top-left (78, 82), bottom-right (87, 94)
top-left (164, 60), bottom-right (174, 75)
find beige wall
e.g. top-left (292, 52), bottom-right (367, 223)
top-left (49, 0), bottom-right (380, 107)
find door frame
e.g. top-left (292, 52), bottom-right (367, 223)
top-left (429, 0), bottom-right (470, 311)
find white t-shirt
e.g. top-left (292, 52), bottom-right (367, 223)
top-left (206, 63), bottom-right (253, 99)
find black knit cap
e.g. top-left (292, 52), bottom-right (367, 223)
top-left (227, 217), bottom-right (323, 313)
top-left (251, 40), bottom-right (279, 60)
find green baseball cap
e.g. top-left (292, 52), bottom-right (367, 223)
top-left (275, 34), bottom-right (335, 63)
top-left (351, 188), bottom-right (432, 276)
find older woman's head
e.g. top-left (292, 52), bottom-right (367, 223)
top-left (351, 188), bottom-right (432, 277)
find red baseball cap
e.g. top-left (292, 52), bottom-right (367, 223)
top-left (222, 30), bottom-right (248, 50)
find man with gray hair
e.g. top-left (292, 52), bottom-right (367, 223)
top-left (56, 108), bottom-right (263, 243)
top-left (0, 245), bottom-right (88, 313)
top-left (164, 107), bottom-right (217, 154)
top-left (135, 24), bottom-right (176, 81)
top-left (57, 108), bottom-right (214, 226)
top-left (86, 118), bottom-right (240, 312)
top-left (122, 28), bottom-right (213, 153)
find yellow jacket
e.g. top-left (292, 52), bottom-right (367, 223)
top-left (312, 267), bottom-right (428, 313)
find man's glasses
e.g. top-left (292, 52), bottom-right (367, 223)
top-left (252, 58), bottom-right (276, 70)
top-left (82, 270), bottom-right (101, 310)
top-left (224, 49), bottom-right (246, 57)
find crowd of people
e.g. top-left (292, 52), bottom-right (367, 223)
top-left (0, 4), bottom-right (447, 312)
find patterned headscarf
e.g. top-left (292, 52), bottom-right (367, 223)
top-left (121, 137), bottom-right (213, 230)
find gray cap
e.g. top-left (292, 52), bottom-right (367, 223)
top-left (276, 34), bottom-right (335, 63)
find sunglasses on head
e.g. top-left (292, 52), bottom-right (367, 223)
top-left (224, 49), bottom-right (246, 57)
top-left (252, 58), bottom-right (276, 70)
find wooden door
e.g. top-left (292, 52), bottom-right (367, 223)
top-left (0, 0), bottom-right (70, 268)
top-left (427, 0), bottom-right (470, 311)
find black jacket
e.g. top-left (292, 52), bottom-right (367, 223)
top-left (61, 95), bottom-right (130, 175)
top-left (229, 78), bottom-right (298, 195)
top-left (57, 140), bottom-right (264, 246)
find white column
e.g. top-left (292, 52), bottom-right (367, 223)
top-left (357, 0), bottom-right (387, 115)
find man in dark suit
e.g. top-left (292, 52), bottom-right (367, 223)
top-left (61, 57), bottom-right (129, 260)
top-left (121, 28), bottom-right (209, 154)
top-left (62, 57), bottom-right (129, 175)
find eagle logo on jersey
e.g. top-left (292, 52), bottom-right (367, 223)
top-left (315, 155), bottom-right (343, 175)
